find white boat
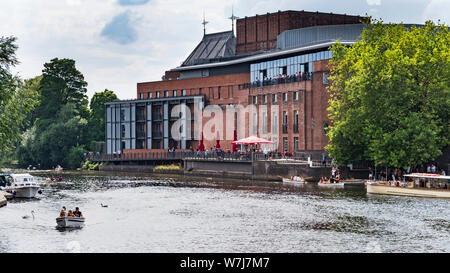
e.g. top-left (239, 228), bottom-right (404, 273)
top-left (56, 217), bottom-right (85, 228)
top-left (1, 173), bottom-right (40, 198)
top-left (318, 182), bottom-right (345, 188)
top-left (366, 173), bottom-right (450, 199)
top-left (282, 177), bottom-right (306, 185)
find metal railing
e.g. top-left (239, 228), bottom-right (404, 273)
top-left (183, 151), bottom-right (252, 161)
top-left (251, 72), bottom-right (313, 88)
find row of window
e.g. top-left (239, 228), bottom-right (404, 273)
top-left (139, 85), bottom-right (238, 100)
top-left (252, 91), bottom-right (301, 105)
top-left (139, 89), bottom-right (188, 100)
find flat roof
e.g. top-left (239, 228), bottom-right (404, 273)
top-left (105, 95), bottom-right (205, 106)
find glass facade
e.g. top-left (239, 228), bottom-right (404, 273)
top-left (250, 50), bottom-right (332, 84)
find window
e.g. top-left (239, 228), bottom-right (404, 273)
top-left (182, 89), bottom-right (186, 96)
top-left (293, 110), bottom-right (299, 133)
top-left (283, 137), bottom-right (288, 152)
top-left (120, 109), bottom-right (125, 121)
top-left (272, 112), bottom-right (278, 133)
top-left (218, 86), bottom-right (221, 99)
top-left (283, 111), bottom-right (288, 133)
top-left (283, 93), bottom-right (288, 102)
top-left (148, 92), bottom-right (152, 99)
top-left (263, 95), bottom-right (267, 104)
top-left (164, 91), bottom-right (169, 97)
top-left (154, 140), bottom-right (161, 149)
top-left (231, 85), bottom-right (234, 97)
top-left (253, 96), bottom-right (258, 105)
top-left (294, 91), bottom-right (299, 101)
top-left (139, 93), bottom-right (144, 99)
top-left (323, 73), bottom-right (329, 85)
top-left (211, 87), bottom-right (214, 98)
top-left (294, 137), bottom-right (299, 151)
top-left (121, 124), bottom-right (126, 138)
top-left (156, 92), bottom-right (160, 98)
top-left (262, 112), bottom-right (267, 134)
top-left (173, 90), bottom-right (177, 96)
top-left (273, 94), bottom-right (277, 103)
top-left (253, 113), bottom-right (258, 134)
top-left (199, 88), bottom-right (202, 95)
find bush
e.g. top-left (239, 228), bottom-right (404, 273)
top-left (154, 164), bottom-right (183, 170)
top-left (64, 146), bottom-right (86, 169)
top-left (82, 159), bottom-right (101, 170)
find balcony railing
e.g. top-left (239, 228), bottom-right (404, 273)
top-left (251, 72), bottom-right (313, 88)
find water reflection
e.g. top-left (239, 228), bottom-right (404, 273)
top-left (0, 171), bottom-right (449, 253)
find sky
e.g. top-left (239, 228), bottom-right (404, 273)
top-left (1, 0), bottom-right (448, 100)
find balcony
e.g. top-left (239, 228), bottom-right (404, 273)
top-left (251, 72), bottom-right (313, 88)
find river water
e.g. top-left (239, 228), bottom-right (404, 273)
top-left (0, 171), bottom-right (449, 253)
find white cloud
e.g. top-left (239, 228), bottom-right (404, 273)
top-left (367, 0), bottom-right (381, 6)
top-left (422, 0), bottom-right (450, 23)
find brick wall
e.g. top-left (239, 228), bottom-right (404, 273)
top-left (236, 10), bottom-right (365, 54)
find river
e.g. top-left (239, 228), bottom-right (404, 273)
top-left (0, 171), bottom-right (449, 253)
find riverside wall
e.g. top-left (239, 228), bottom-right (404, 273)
top-left (98, 159), bottom-right (359, 182)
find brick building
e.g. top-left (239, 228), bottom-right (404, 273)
top-left (105, 10), bottom-right (367, 155)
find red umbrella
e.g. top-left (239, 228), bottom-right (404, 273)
top-left (215, 131), bottom-right (221, 149)
top-left (198, 132), bottom-right (205, 152)
top-left (232, 130), bottom-right (238, 152)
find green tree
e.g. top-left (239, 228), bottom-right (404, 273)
top-left (20, 103), bottom-right (88, 169)
top-left (36, 58), bottom-right (89, 127)
top-left (326, 20), bottom-right (450, 169)
top-left (88, 89), bottom-right (118, 142)
top-left (0, 37), bottom-right (39, 156)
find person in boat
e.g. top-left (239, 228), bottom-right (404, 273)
top-left (67, 210), bottom-right (75, 217)
top-left (74, 207), bottom-right (83, 218)
top-left (60, 206), bottom-right (67, 217)
top-left (58, 176), bottom-right (63, 182)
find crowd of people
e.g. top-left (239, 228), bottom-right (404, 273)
top-left (320, 167), bottom-right (341, 184)
top-left (59, 206), bottom-right (83, 218)
top-left (253, 72), bottom-right (312, 87)
top-left (45, 176), bottom-right (63, 183)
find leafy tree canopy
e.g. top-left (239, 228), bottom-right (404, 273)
top-left (88, 89), bottom-right (118, 142)
top-left (0, 36), bottom-right (39, 156)
top-left (36, 58), bottom-right (89, 126)
top-left (326, 20), bottom-right (450, 169)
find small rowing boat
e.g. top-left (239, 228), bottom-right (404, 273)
top-left (56, 217), bottom-right (85, 228)
top-left (318, 181), bottom-right (345, 188)
top-left (282, 176), bottom-right (306, 185)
